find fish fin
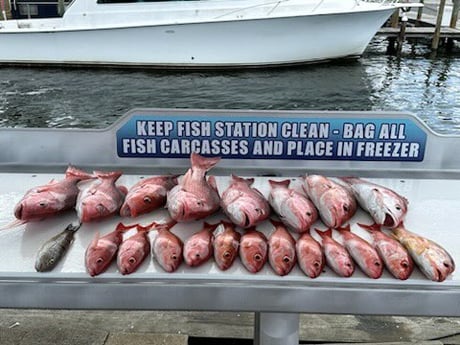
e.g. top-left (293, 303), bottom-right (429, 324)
top-left (315, 228), bottom-right (332, 238)
top-left (115, 222), bottom-right (138, 232)
top-left (232, 174), bottom-right (254, 186)
top-left (65, 165), bottom-right (94, 180)
top-left (0, 219), bottom-right (28, 231)
top-left (191, 152), bottom-right (221, 171)
top-left (88, 231), bottom-right (101, 248)
top-left (268, 179), bottom-right (290, 188)
top-left (117, 185), bottom-right (128, 196)
top-left (336, 224), bottom-right (351, 232)
top-left (65, 221), bottom-right (82, 232)
top-left (207, 175), bottom-right (218, 192)
top-left (94, 170), bottom-right (123, 180)
top-left (358, 222), bottom-right (381, 233)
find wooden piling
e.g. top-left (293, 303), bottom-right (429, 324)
top-left (397, 14), bottom-right (408, 54)
top-left (432, 0), bottom-right (447, 50)
top-left (451, 0), bottom-right (459, 28)
top-left (417, 0), bottom-right (425, 22)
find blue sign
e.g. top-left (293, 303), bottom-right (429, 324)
top-left (116, 114), bottom-right (427, 161)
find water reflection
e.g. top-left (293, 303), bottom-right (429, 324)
top-left (0, 36), bottom-right (459, 134)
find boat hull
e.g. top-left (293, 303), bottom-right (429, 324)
top-left (0, 9), bottom-right (395, 68)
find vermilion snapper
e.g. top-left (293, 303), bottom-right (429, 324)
top-left (220, 175), bottom-right (270, 228)
top-left (151, 220), bottom-right (183, 273)
top-left (303, 175), bottom-right (356, 228)
top-left (295, 232), bottom-right (325, 278)
top-left (167, 153), bottom-right (221, 222)
top-left (391, 224), bottom-right (455, 282)
top-left (315, 228), bottom-right (355, 277)
top-left (336, 224), bottom-right (383, 279)
top-left (183, 222), bottom-right (219, 267)
top-left (268, 179), bottom-right (318, 233)
top-left (117, 223), bottom-right (154, 275)
top-left (358, 223), bottom-right (414, 280)
top-left (85, 222), bottom-right (138, 276)
top-left (212, 221), bottom-right (241, 271)
top-left (268, 220), bottom-right (297, 276)
top-left (76, 170), bottom-right (127, 223)
top-left (15, 166), bottom-right (93, 222)
top-left (120, 175), bottom-right (178, 217)
top-left (239, 227), bottom-right (268, 273)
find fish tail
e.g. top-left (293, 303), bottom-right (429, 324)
top-left (65, 221), bottom-right (82, 232)
top-left (65, 165), bottom-right (94, 180)
top-left (115, 222), bottom-right (139, 233)
top-left (232, 174), bottom-right (255, 186)
top-left (357, 222), bottom-right (382, 233)
top-left (191, 152), bottom-right (221, 171)
top-left (268, 179), bottom-right (290, 188)
top-left (152, 219), bottom-right (177, 232)
top-left (315, 228), bottom-right (332, 238)
top-left (94, 170), bottom-right (123, 181)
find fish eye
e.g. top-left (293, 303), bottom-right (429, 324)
top-left (306, 212), bottom-right (312, 217)
top-left (128, 257), bottom-right (136, 264)
top-left (143, 196), bottom-right (152, 204)
top-left (197, 201), bottom-right (203, 206)
top-left (343, 205), bottom-right (349, 212)
top-left (314, 262), bottom-right (320, 268)
top-left (254, 254), bottom-right (262, 261)
top-left (39, 201), bottom-right (47, 207)
top-left (283, 256), bottom-right (291, 263)
top-left (171, 255), bottom-right (177, 260)
top-left (346, 263), bottom-right (353, 268)
top-left (375, 261), bottom-right (381, 266)
top-left (444, 262), bottom-right (451, 268)
top-left (195, 253), bottom-right (201, 258)
top-left (96, 258), bottom-right (104, 264)
top-left (223, 251), bottom-right (231, 259)
top-left (395, 205), bottom-right (401, 211)
top-left (48, 258), bottom-right (55, 264)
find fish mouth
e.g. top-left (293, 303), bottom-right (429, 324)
top-left (383, 213), bottom-right (396, 228)
top-left (14, 204), bottom-right (23, 219)
top-left (119, 204), bottom-right (132, 217)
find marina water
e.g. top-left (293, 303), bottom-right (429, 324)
top-left (0, 37), bottom-right (459, 134)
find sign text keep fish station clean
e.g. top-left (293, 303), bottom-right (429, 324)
top-left (117, 115), bottom-right (427, 161)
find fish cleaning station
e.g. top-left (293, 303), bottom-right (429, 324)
top-left (0, 108), bottom-right (459, 345)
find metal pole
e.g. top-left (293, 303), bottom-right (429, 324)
top-left (431, 0), bottom-right (447, 50)
top-left (254, 312), bottom-right (299, 345)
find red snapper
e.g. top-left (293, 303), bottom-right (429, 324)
top-left (239, 228), bottom-right (268, 273)
top-left (167, 153), bottom-right (221, 222)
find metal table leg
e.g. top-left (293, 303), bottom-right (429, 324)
top-left (254, 312), bottom-right (299, 345)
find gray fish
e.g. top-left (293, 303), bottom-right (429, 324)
top-left (35, 222), bottom-right (81, 272)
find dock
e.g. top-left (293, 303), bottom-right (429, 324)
top-left (377, 0), bottom-right (460, 50)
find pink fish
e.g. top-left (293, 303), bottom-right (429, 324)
top-left (303, 175), bottom-right (357, 228)
top-left (220, 175), bottom-right (270, 228)
top-left (268, 179), bottom-right (318, 233)
top-left (391, 224), bottom-right (455, 282)
top-left (213, 221), bottom-right (241, 271)
top-left (76, 171), bottom-right (127, 223)
top-left (295, 232), bottom-right (324, 278)
top-left (167, 153), bottom-right (221, 222)
top-left (120, 175), bottom-right (178, 218)
top-left (117, 223), bottom-right (153, 275)
top-left (151, 220), bottom-right (183, 273)
top-left (340, 177), bottom-right (408, 228)
top-left (268, 220), bottom-right (297, 276)
top-left (336, 224), bottom-right (383, 279)
top-left (358, 223), bottom-right (414, 280)
top-left (316, 228), bottom-right (355, 277)
top-left (85, 222), bottom-right (137, 277)
top-left (183, 222), bottom-right (219, 267)
top-left (14, 165), bottom-right (93, 221)
top-left (239, 227), bottom-right (268, 273)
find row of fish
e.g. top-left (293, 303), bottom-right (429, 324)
top-left (12, 153), bottom-right (408, 237)
top-left (35, 216), bottom-right (455, 282)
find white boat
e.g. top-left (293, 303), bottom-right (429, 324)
top-left (0, 0), bottom-right (411, 68)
